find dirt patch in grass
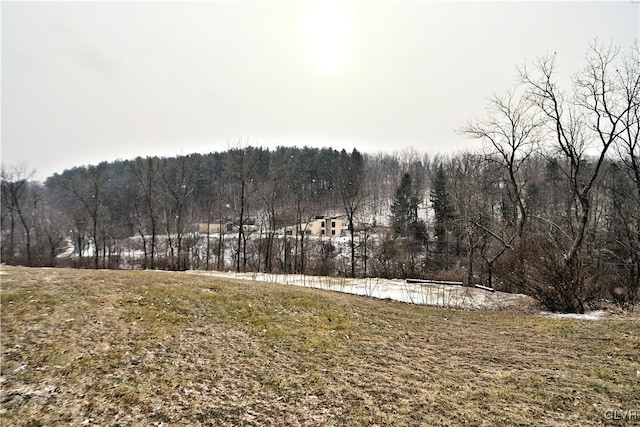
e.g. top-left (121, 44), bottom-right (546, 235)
top-left (1, 266), bottom-right (639, 426)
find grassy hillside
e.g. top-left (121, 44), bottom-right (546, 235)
top-left (1, 267), bottom-right (638, 426)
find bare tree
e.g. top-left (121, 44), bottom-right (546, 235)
top-left (129, 157), bottom-right (162, 269)
top-left (510, 42), bottom-right (640, 312)
top-left (61, 165), bottom-right (107, 269)
top-left (226, 143), bottom-right (265, 273)
top-left (521, 42), bottom-right (636, 264)
top-left (614, 43), bottom-right (640, 198)
top-left (35, 197), bottom-right (67, 266)
top-left (160, 156), bottom-right (196, 270)
top-left (609, 43), bottom-right (640, 305)
top-left (1, 164), bottom-right (36, 265)
top-left (462, 86), bottom-right (542, 240)
top-left (257, 176), bottom-right (284, 272)
top-left (333, 149), bottom-right (367, 278)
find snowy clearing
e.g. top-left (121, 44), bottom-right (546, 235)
top-left (186, 270), bottom-right (538, 311)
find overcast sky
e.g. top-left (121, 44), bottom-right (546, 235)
top-left (2, 1), bottom-right (639, 180)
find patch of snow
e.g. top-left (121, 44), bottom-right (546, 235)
top-left (541, 310), bottom-right (608, 320)
top-left (186, 270), bottom-right (536, 311)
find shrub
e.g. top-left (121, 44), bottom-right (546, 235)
top-left (496, 237), bottom-right (603, 313)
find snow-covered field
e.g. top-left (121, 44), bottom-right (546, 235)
top-left (186, 270), bottom-right (538, 311)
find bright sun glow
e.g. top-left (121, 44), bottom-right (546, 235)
top-left (300, 2), bottom-right (355, 75)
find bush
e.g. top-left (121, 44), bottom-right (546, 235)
top-left (496, 237), bottom-right (603, 313)
top-left (604, 271), bottom-right (639, 310)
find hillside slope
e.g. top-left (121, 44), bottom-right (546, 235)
top-left (1, 267), bottom-right (638, 426)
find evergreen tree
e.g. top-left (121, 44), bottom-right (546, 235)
top-left (391, 173), bottom-right (419, 238)
top-left (390, 172), bottom-right (428, 277)
top-left (430, 164), bottom-right (457, 263)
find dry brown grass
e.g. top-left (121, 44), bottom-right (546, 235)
top-left (1, 266), bottom-right (639, 426)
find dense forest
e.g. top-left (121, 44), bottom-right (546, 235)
top-left (2, 43), bottom-right (638, 313)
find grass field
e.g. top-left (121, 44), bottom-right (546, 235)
top-left (1, 266), bottom-right (639, 426)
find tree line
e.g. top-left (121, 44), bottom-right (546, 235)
top-left (2, 42), bottom-right (638, 312)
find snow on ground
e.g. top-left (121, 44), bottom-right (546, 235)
top-left (186, 270), bottom-right (537, 311)
top-left (541, 310), bottom-right (608, 320)
top-left (0, 265), bottom-right (613, 317)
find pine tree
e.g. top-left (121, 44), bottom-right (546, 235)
top-left (391, 173), bottom-right (417, 237)
top-left (391, 173), bottom-right (428, 242)
top-left (430, 164), bottom-right (456, 258)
